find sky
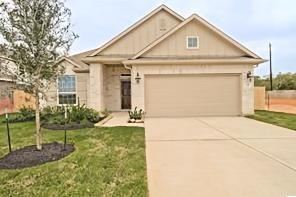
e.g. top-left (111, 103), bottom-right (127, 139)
top-left (66, 0), bottom-right (296, 76)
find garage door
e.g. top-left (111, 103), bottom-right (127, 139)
top-left (145, 74), bottom-right (241, 117)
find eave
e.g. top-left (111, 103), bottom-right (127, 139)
top-left (82, 56), bottom-right (128, 64)
top-left (123, 58), bottom-right (268, 65)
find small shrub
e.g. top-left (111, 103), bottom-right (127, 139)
top-left (67, 104), bottom-right (88, 123)
top-left (128, 107), bottom-right (144, 120)
top-left (19, 106), bottom-right (35, 120)
top-left (86, 109), bottom-right (102, 123)
top-left (40, 104), bottom-right (105, 127)
top-left (3, 106), bottom-right (35, 123)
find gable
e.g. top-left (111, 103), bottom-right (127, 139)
top-left (133, 14), bottom-right (261, 60)
top-left (98, 9), bottom-right (182, 56)
top-left (140, 20), bottom-right (248, 58)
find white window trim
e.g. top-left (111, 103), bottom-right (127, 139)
top-left (56, 75), bottom-right (78, 106)
top-left (186, 36), bottom-right (199, 49)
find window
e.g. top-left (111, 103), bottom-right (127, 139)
top-left (58, 75), bottom-right (76, 105)
top-left (187, 36), bottom-right (199, 49)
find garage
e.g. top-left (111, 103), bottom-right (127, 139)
top-left (145, 74), bottom-right (241, 117)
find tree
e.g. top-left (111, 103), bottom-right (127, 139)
top-left (0, 0), bottom-right (77, 150)
top-left (274, 72), bottom-right (296, 90)
top-left (255, 72), bottom-right (296, 91)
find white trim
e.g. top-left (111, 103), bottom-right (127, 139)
top-left (57, 57), bottom-right (82, 69)
top-left (56, 75), bottom-right (78, 106)
top-left (186, 36), bottom-right (199, 49)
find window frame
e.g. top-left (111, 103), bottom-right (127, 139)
top-left (56, 75), bottom-right (77, 106)
top-left (186, 36), bottom-right (199, 49)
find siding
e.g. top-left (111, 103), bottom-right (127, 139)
top-left (100, 10), bottom-right (181, 56)
top-left (142, 20), bottom-right (246, 58)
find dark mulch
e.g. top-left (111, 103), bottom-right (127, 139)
top-left (0, 142), bottom-right (75, 169)
top-left (41, 122), bottom-right (94, 130)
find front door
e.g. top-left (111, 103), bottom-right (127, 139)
top-left (121, 80), bottom-right (131, 109)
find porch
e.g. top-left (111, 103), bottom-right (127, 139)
top-left (88, 64), bottom-right (132, 112)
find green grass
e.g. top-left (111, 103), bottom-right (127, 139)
top-left (247, 110), bottom-right (296, 131)
top-left (0, 117), bottom-right (147, 196)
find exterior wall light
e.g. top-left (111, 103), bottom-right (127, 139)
top-left (135, 72), bottom-right (141, 83)
top-left (247, 71), bottom-right (254, 79)
top-left (247, 71), bottom-right (254, 83)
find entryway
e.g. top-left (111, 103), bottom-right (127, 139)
top-left (121, 79), bottom-right (131, 109)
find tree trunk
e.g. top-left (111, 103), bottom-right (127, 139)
top-left (35, 93), bottom-right (42, 150)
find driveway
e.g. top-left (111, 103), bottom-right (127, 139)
top-left (145, 117), bottom-right (296, 197)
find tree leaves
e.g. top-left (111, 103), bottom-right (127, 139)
top-left (0, 0), bottom-right (78, 95)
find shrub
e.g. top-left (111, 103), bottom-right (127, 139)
top-left (86, 108), bottom-right (102, 123)
top-left (19, 106), bottom-right (35, 120)
top-left (40, 105), bottom-right (106, 125)
top-left (128, 107), bottom-right (144, 120)
top-left (67, 104), bottom-right (88, 124)
top-left (4, 106), bottom-right (35, 123)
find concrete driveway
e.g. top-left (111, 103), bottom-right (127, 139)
top-left (145, 117), bottom-right (296, 197)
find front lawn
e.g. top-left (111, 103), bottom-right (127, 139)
top-left (0, 119), bottom-right (147, 196)
top-left (247, 110), bottom-right (296, 131)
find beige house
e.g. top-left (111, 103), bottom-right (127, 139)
top-left (47, 5), bottom-right (266, 117)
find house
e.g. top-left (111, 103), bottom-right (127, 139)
top-left (0, 59), bottom-right (36, 114)
top-left (47, 5), bottom-right (266, 117)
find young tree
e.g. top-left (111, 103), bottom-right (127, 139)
top-left (0, 0), bottom-right (77, 150)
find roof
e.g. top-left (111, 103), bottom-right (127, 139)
top-left (65, 5), bottom-right (264, 67)
top-left (58, 49), bottom-right (97, 72)
top-left (132, 14), bottom-right (262, 60)
top-left (89, 5), bottom-right (185, 56)
top-left (68, 49), bottom-right (97, 69)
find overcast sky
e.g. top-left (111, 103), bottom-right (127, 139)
top-left (66, 0), bottom-right (296, 76)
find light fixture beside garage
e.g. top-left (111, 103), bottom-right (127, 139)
top-left (135, 72), bottom-right (141, 83)
top-left (247, 71), bottom-right (254, 82)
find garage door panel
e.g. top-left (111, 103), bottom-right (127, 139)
top-left (145, 74), bottom-right (241, 117)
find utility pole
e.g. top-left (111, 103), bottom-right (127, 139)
top-left (269, 43), bottom-right (273, 91)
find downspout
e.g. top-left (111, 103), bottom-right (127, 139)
top-left (123, 63), bottom-right (132, 71)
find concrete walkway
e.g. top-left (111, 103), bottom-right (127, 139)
top-left (145, 117), bottom-right (296, 197)
top-left (101, 112), bottom-right (144, 127)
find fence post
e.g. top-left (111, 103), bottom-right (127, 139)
top-left (5, 108), bottom-right (12, 153)
top-left (267, 92), bottom-right (270, 110)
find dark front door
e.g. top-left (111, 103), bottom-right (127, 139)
top-left (121, 80), bottom-right (131, 109)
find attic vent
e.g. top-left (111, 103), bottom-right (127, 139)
top-left (159, 18), bottom-right (167, 31)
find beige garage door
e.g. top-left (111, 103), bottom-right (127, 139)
top-left (145, 74), bottom-right (241, 117)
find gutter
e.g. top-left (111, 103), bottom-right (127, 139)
top-left (123, 58), bottom-right (268, 65)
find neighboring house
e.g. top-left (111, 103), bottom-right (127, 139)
top-left (0, 77), bottom-right (35, 114)
top-left (47, 5), bottom-right (266, 117)
top-left (0, 77), bottom-right (14, 113)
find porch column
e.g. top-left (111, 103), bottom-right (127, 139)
top-left (88, 63), bottom-right (104, 111)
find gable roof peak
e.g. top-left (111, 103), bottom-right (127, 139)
top-left (89, 4), bottom-right (184, 57)
top-left (132, 13), bottom-right (262, 59)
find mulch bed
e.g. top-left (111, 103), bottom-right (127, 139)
top-left (41, 122), bottom-right (94, 130)
top-left (0, 142), bottom-right (75, 169)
